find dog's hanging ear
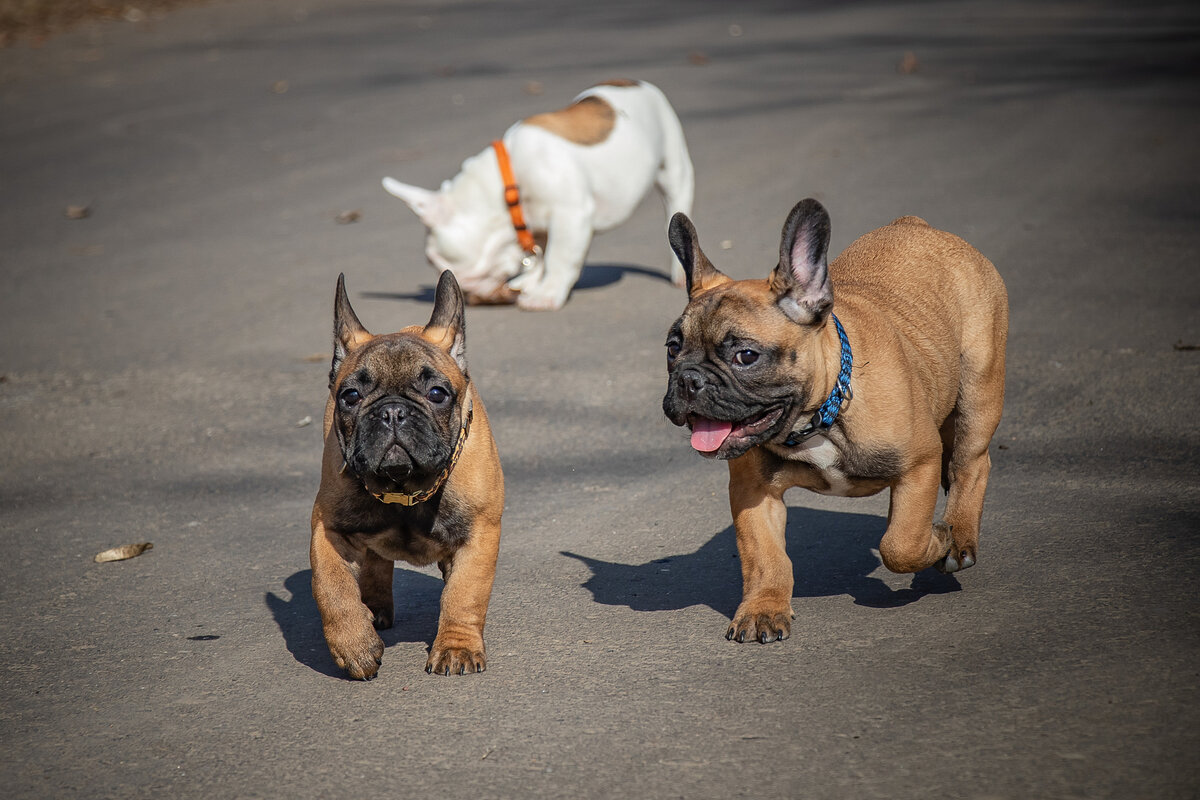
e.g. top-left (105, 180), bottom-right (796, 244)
top-left (422, 270), bottom-right (468, 374)
top-left (331, 273), bottom-right (373, 387)
top-left (771, 198), bottom-right (834, 325)
top-left (668, 213), bottom-right (731, 299)
top-left (382, 177), bottom-right (453, 227)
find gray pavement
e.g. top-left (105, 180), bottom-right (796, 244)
top-left (2, 1), bottom-right (1198, 797)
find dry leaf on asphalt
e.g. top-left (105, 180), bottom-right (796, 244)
top-left (94, 542), bottom-right (153, 563)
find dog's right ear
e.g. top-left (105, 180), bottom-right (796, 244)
top-left (668, 213), bottom-right (731, 298)
top-left (331, 273), bottom-right (372, 387)
top-left (382, 177), bottom-right (453, 226)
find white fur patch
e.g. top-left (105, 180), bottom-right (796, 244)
top-left (788, 435), bottom-right (853, 496)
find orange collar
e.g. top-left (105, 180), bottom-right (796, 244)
top-left (491, 140), bottom-right (538, 255)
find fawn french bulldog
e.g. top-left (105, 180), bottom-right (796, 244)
top-left (311, 271), bottom-right (503, 678)
top-left (662, 200), bottom-right (1007, 643)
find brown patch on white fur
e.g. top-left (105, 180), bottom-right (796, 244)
top-left (463, 285), bottom-right (519, 306)
top-left (597, 78), bottom-right (639, 87)
top-left (524, 96), bottom-right (616, 146)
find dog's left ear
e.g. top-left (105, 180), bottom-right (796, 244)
top-left (669, 212), bottom-right (731, 298)
top-left (422, 270), bottom-right (468, 373)
top-left (771, 199), bottom-right (834, 325)
top-left (331, 273), bottom-right (373, 387)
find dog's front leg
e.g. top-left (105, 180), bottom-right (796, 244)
top-left (878, 458), bottom-right (954, 573)
top-left (310, 514), bottom-right (385, 680)
top-left (426, 518), bottom-right (500, 675)
top-left (726, 453), bottom-right (794, 643)
top-left (516, 205), bottom-right (593, 311)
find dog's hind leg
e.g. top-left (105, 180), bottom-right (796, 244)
top-left (359, 549), bottom-right (395, 629)
top-left (936, 338), bottom-right (1007, 573)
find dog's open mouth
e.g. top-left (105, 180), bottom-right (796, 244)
top-left (688, 408), bottom-right (784, 456)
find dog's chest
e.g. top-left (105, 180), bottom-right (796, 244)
top-left (343, 500), bottom-right (469, 567)
top-left (770, 435), bottom-right (854, 496)
top-left (358, 523), bottom-right (454, 567)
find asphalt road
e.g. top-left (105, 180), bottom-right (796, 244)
top-left (2, 1), bottom-right (1198, 797)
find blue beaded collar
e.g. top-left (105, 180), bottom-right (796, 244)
top-left (782, 314), bottom-right (853, 446)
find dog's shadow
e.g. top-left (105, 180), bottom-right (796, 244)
top-left (361, 262), bottom-right (672, 304)
top-left (563, 506), bottom-right (960, 620)
top-left (265, 568), bottom-right (443, 679)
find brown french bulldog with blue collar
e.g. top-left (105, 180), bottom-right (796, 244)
top-left (662, 199), bottom-right (1007, 644)
top-left (310, 270), bottom-right (503, 679)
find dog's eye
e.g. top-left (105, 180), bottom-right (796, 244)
top-left (426, 387), bottom-right (449, 405)
top-left (666, 341), bottom-right (681, 361)
top-left (733, 349), bottom-right (759, 366)
top-left (339, 388), bottom-right (362, 407)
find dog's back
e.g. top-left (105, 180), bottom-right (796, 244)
top-left (513, 80), bottom-right (694, 234)
top-left (830, 216), bottom-right (1008, 422)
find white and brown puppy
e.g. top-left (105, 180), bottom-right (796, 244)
top-left (383, 80), bottom-right (694, 311)
top-left (662, 200), bottom-right (1008, 643)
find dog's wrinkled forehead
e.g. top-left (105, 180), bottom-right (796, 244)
top-left (338, 334), bottom-right (464, 391)
top-left (677, 281), bottom-right (788, 345)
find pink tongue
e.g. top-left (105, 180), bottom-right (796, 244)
top-left (690, 418), bottom-right (734, 452)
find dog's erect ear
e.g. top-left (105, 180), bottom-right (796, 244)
top-left (331, 273), bottom-right (373, 387)
top-left (668, 213), bottom-right (731, 299)
top-left (422, 270), bottom-right (468, 374)
top-left (771, 198), bottom-right (833, 325)
top-left (382, 177), bottom-right (453, 227)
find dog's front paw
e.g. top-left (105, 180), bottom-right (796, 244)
top-left (426, 636), bottom-right (486, 676)
top-left (727, 601), bottom-right (794, 644)
top-left (516, 282), bottom-right (569, 311)
top-left (325, 622), bottom-right (385, 680)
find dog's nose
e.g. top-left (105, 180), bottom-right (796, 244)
top-left (372, 402), bottom-right (409, 429)
top-left (681, 369), bottom-right (706, 400)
